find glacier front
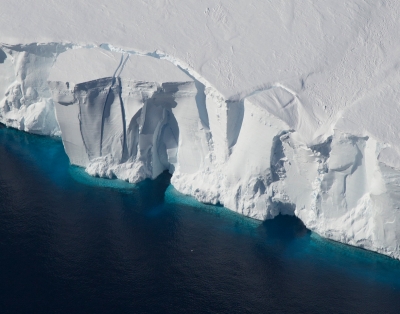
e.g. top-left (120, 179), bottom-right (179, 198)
top-left (1, 0), bottom-right (400, 259)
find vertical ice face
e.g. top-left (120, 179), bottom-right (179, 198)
top-left (1, 42), bottom-right (400, 259)
top-left (292, 133), bottom-right (400, 257)
top-left (48, 81), bottom-right (89, 166)
top-left (48, 48), bottom-right (208, 183)
top-left (0, 44), bottom-right (69, 136)
top-left (221, 94), bottom-right (290, 219)
top-left (45, 46), bottom-right (400, 259)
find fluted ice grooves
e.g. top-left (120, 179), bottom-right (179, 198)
top-left (1, 42), bottom-right (400, 260)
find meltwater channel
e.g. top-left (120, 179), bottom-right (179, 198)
top-left (0, 123), bottom-right (400, 314)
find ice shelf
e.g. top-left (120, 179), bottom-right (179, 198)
top-left (1, 0), bottom-right (400, 259)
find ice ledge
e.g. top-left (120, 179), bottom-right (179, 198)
top-left (1, 42), bottom-right (400, 260)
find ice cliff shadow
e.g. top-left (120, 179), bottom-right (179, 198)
top-left (261, 213), bottom-right (311, 242)
top-left (0, 49), bottom-right (6, 63)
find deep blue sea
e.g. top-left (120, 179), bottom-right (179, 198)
top-left (0, 124), bottom-right (400, 313)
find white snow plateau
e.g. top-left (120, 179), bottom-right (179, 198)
top-left (1, 0), bottom-right (400, 259)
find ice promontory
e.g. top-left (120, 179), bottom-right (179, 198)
top-left (2, 0), bottom-right (400, 259)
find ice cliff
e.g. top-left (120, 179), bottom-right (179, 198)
top-left (1, 0), bottom-right (400, 259)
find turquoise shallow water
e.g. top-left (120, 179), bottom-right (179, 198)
top-left (0, 124), bottom-right (400, 313)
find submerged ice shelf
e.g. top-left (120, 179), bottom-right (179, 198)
top-left (1, 40), bottom-right (400, 260)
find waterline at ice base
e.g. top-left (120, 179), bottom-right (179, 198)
top-left (2, 0), bottom-right (400, 259)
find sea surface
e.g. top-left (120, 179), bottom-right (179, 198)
top-left (0, 124), bottom-right (400, 314)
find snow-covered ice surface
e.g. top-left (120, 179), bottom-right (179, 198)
top-left (1, 0), bottom-right (400, 258)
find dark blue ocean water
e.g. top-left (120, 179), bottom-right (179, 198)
top-left (0, 124), bottom-right (400, 314)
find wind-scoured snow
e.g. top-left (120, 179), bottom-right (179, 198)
top-left (1, 0), bottom-right (400, 259)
